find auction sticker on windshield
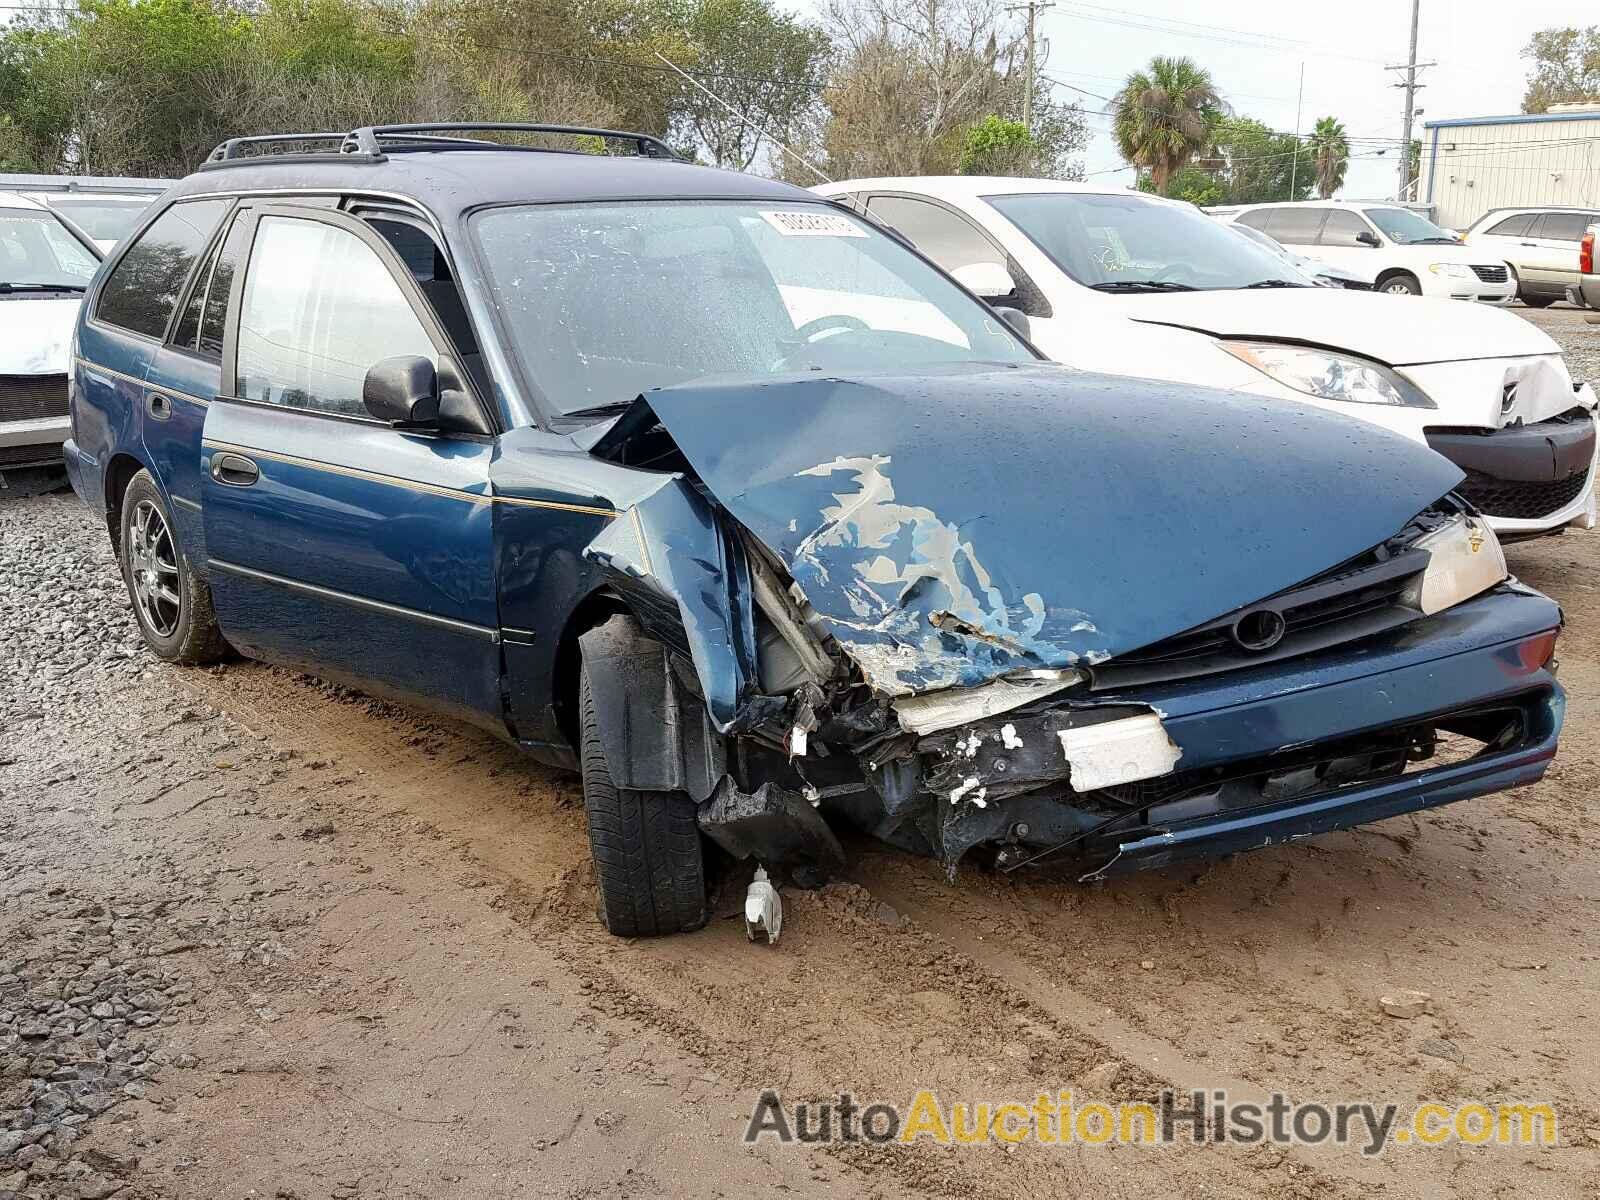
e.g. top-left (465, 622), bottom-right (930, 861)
top-left (761, 210), bottom-right (866, 237)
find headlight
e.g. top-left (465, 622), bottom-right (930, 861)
top-left (1427, 262), bottom-right (1473, 278)
top-left (1217, 341), bottom-right (1436, 408)
top-left (1401, 513), bottom-right (1507, 615)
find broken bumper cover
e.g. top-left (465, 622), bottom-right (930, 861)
top-left (1053, 585), bottom-right (1563, 876)
top-left (1425, 411), bottom-right (1596, 529)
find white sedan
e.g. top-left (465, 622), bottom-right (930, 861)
top-left (812, 176), bottom-right (1597, 539)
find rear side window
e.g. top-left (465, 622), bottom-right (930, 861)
top-left (95, 199), bottom-right (229, 338)
top-left (1538, 212), bottom-right (1591, 242)
top-left (1235, 210), bottom-right (1274, 232)
top-left (1266, 208), bottom-right (1327, 245)
top-left (1484, 213), bottom-right (1534, 237)
top-left (235, 216), bottom-right (436, 418)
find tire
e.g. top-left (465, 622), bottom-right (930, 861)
top-left (118, 470), bottom-right (229, 664)
top-left (579, 665), bottom-right (708, 937)
top-left (1520, 294), bottom-right (1555, 309)
top-left (1378, 273), bottom-right (1421, 296)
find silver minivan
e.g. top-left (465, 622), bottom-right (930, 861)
top-left (1462, 207), bottom-right (1600, 308)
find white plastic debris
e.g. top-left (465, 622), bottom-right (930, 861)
top-left (744, 867), bottom-right (783, 944)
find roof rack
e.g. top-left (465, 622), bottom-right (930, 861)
top-left (201, 123), bottom-right (681, 169)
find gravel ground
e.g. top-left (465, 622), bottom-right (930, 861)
top-left (1, 304), bottom-right (1599, 1199)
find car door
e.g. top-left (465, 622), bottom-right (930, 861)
top-left (1305, 209), bottom-right (1382, 281)
top-left (199, 204), bottom-right (505, 730)
top-left (1470, 212), bottom-right (1535, 272)
top-left (1524, 212), bottom-right (1591, 288)
top-left (77, 197), bottom-right (231, 545)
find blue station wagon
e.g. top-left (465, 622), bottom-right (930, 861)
top-left (65, 124), bottom-right (1566, 937)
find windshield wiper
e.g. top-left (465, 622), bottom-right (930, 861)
top-left (1240, 278), bottom-right (1310, 289)
top-left (1087, 280), bottom-right (1198, 292)
top-left (1408, 237), bottom-right (1459, 245)
top-left (563, 400), bottom-right (637, 421)
top-left (0, 282), bottom-right (87, 293)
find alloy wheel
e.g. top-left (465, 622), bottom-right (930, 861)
top-left (128, 500), bottom-right (181, 638)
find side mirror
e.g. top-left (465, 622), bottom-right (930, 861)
top-left (1355, 230), bottom-right (1381, 248)
top-left (363, 355), bottom-right (439, 425)
top-left (993, 306), bottom-right (1030, 340)
top-left (951, 260), bottom-right (1016, 300)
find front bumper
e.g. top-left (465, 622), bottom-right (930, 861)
top-left (1425, 410), bottom-right (1597, 534)
top-left (1420, 268), bottom-right (1516, 304)
top-left (1054, 586), bottom-right (1563, 876)
top-left (0, 414), bottom-right (69, 469)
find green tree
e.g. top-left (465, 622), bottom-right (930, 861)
top-left (1112, 55), bottom-right (1222, 195)
top-left (1307, 115), bottom-right (1348, 199)
top-left (1207, 116), bottom-right (1310, 205)
top-left (669, 0), bottom-right (831, 170)
top-left (958, 114), bottom-right (1033, 174)
top-left (1522, 26), bottom-right (1600, 113)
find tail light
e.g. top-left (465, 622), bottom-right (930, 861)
top-left (1582, 229), bottom-right (1594, 276)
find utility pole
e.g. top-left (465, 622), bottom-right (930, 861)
top-left (1007, 1), bottom-right (1054, 133)
top-left (1288, 62), bottom-right (1304, 199)
top-left (1386, 0), bottom-right (1436, 202)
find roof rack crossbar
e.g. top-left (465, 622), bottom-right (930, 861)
top-left (346, 123), bottom-right (681, 160)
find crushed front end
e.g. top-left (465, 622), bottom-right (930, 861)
top-left (580, 368), bottom-right (1566, 883)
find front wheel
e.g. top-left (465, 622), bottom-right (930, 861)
top-left (579, 663), bottom-right (708, 937)
top-left (118, 470), bottom-right (229, 664)
top-left (1379, 273), bottom-right (1421, 296)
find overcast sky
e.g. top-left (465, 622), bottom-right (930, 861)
top-left (787, 0), bottom-right (1597, 198)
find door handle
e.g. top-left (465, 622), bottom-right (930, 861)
top-left (1520, 241), bottom-right (1538, 247)
top-left (145, 392), bottom-right (172, 421)
top-left (210, 452), bottom-right (259, 487)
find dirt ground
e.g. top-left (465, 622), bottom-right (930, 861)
top-left (4, 307), bottom-right (1600, 1199)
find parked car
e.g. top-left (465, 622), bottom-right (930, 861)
top-left (1228, 221), bottom-right (1370, 289)
top-left (1222, 199), bottom-right (1515, 302)
top-left (0, 190), bottom-right (103, 479)
top-left (68, 126), bottom-right (1565, 936)
top-left (1461, 206), bottom-right (1600, 308)
top-left (1, 174), bottom-right (173, 252)
top-left (815, 177), bottom-right (1596, 539)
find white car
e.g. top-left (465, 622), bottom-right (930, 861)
top-left (0, 191), bottom-right (102, 477)
top-left (1222, 200), bottom-right (1515, 303)
top-left (1228, 221), bottom-right (1370, 290)
top-left (1, 174), bottom-right (172, 252)
top-left (1460, 206), bottom-right (1600, 308)
top-left (812, 176), bottom-right (1597, 538)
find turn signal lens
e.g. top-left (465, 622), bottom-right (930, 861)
top-left (1515, 630), bottom-right (1559, 675)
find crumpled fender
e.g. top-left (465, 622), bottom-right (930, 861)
top-left (582, 472), bottom-right (764, 733)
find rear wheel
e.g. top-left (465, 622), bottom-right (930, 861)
top-left (1520, 293), bottom-right (1555, 309)
top-left (1379, 273), bottom-right (1421, 296)
top-left (118, 470), bottom-right (228, 664)
top-left (579, 663), bottom-right (708, 937)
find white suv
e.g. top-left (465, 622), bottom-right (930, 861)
top-left (1224, 200), bottom-right (1515, 303)
top-left (1460, 207), bottom-right (1600, 308)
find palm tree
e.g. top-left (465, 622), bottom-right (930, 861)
top-left (1112, 56), bottom-right (1223, 195)
top-left (1308, 116), bottom-right (1350, 199)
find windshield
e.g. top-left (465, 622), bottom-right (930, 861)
top-left (1364, 207), bottom-right (1457, 245)
top-left (986, 191), bottom-right (1307, 292)
top-left (44, 197), bottom-right (153, 245)
top-left (0, 208), bottom-right (99, 289)
top-left (470, 201), bottom-right (1033, 417)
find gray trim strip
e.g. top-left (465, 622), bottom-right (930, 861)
top-left (171, 495), bottom-right (202, 513)
top-left (208, 558), bottom-right (500, 643)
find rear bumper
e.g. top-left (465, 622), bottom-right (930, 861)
top-left (1579, 276), bottom-right (1600, 310)
top-left (1068, 585), bottom-right (1564, 875)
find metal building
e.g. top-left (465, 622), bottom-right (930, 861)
top-left (1421, 104), bottom-right (1600, 231)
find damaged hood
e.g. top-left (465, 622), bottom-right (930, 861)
top-left (1110, 287), bottom-right (1556, 367)
top-left (617, 364), bottom-right (1462, 696)
top-left (0, 297), bottom-right (80, 374)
